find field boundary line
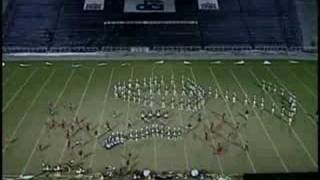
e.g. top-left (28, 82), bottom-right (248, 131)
top-left (230, 70), bottom-right (289, 172)
top-left (265, 67), bottom-right (317, 127)
top-left (88, 68), bottom-right (114, 168)
top-left (208, 67), bottom-right (256, 173)
top-left (3, 69), bottom-right (56, 153)
top-left (2, 68), bottom-right (38, 112)
top-left (3, 67), bottom-right (18, 85)
top-left (20, 70), bottom-right (76, 175)
top-left (170, 67), bottom-right (189, 170)
top-left (189, 67), bottom-right (224, 174)
top-left (58, 68), bottom-right (96, 163)
top-left (250, 70), bottom-right (317, 168)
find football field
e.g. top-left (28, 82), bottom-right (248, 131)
top-left (2, 60), bottom-right (318, 178)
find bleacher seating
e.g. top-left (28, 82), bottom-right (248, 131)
top-left (245, 16), bottom-right (285, 46)
top-left (199, 14), bottom-right (250, 46)
top-left (238, 0), bottom-right (278, 16)
top-left (3, 0), bottom-right (303, 51)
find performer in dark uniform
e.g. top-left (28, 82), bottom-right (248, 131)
top-left (204, 132), bottom-right (208, 141)
top-left (216, 143), bottom-right (223, 155)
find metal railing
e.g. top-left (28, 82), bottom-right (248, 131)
top-left (2, 45), bottom-right (315, 54)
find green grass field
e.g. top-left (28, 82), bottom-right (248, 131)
top-left (2, 60), bottom-right (318, 178)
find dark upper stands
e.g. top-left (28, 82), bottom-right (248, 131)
top-left (3, 0), bottom-right (303, 51)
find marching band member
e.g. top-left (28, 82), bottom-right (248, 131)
top-left (225, 90), bottom-right (229, 101)
top-left (232, 92), bottom-right (236, 104)
top-left (215, 88), bottom-right (219, 99)
top-left (252, 95), bottom-right (256, 108)
top-left (271, 103), bottom-right (276, 115)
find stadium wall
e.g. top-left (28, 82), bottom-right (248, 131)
top-left (3, 46), bottom-right (317, 62)
top-left (2, 45), bottom-right (316, 54)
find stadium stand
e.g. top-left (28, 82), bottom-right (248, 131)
top-left (2, 0), bottom-right (303, 52)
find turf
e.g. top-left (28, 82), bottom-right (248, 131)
top-left (2, 60), bottom-right (318, 177)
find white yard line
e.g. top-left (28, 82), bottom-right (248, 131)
top-left (250, 70), bottom-right (317, 168)
top-left (88, 68), bottom-right (114, 168)
top-left (58, 68), bottom-right (96, 163)
top-left (230, 70), bottom-right (289, 172)
top-left (265, 67), bottom-right (317, 127)
top-left (189, 67), bottom-right (224, 174)
top-left (151, 65), bottom-right (158, 170)
top-left (21, 127), bottom-right (46, 174)
top-left (3, 174), bottom-right (95, 179)
top-left (3, 67), bottom-right (18, 85)
top-left (171, 67), bottom-right (190, 170)
top-left (153, 132), bottom-right (158, 170)
top-left (208, 67), bottom-right (256, 173)
top-left (123, 67), bottom-right (134, 152)
top-left (3, 69), bottom-right (56, 153)
top-left (290, 128), bottom-right (318, 168)
top-left (20, 70), bottom-right (76, 175)
top-left (2, 68), bottom-right (38, 112)
top-left (288, 70), bottom-right (316, 98)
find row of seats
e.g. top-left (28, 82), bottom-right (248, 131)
top-left (198, 0), bottom-right (301, 47)
top-left (52, 24), bottom-right (201, 47)
top-left (245, 17), bottom-right (285, 44)
top-left (3, 2), bottom-right (58, 47)
top-left (238, 0), bottom-right (278, 15)
top-left (199, 15), bottom-right (250, 45)
top-left (3, 0), bottom-right (302, 48)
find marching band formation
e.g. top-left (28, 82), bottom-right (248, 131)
top-left (113, 75), bottom-right (208, 112)
top-left (24, 74), bottom-right (300, 178)
top-left (40, 162), bottom-right (232, 180)
top-left (113, 75), bottom-right (298, 129)
top-left (103, 124), bottom-right (186, 149)
top-left (102, 75), bottom-right (299, 153)
top-left (40, 160), bottom-right (87, 178)
top-left (261, 79), bottom-right (297, 126)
